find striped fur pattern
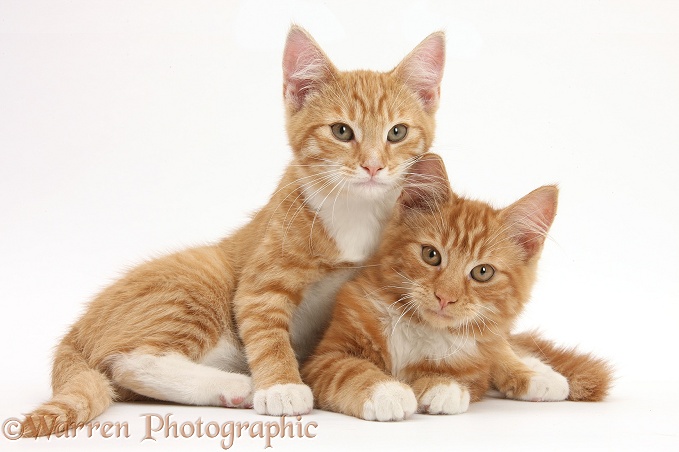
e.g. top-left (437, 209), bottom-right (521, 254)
top-left (21, 26), bottom-right (446, 436)
top-left (302, 155), bottom-right (612, 421)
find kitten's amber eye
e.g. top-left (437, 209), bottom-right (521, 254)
top-left (470, 264), bottom-right (495, 282)
top-left (331, 123), bottom-right (354, 142)
top-left (421, 245), bottom-right (441, 266)
top-left (387, 124), bottom-right (408, 143)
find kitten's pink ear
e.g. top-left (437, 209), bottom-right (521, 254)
top-left (501, 186), bottom-right (559, 260)
top-left (393, 31), bottom-right (446, 113)
top-left (399, 153), bottom-right (451, 211)
top-left (283, 25), bottom-right (336, 111)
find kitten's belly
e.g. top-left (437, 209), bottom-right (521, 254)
top-left (200, 335), bottom-right (250, 374)
top-left (201, 268), bottom-right (356, 373)
top-left (290, 268), bottom-right (357, 362)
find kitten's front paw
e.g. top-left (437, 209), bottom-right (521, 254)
top-left (418, 382), bottom-right (470, 415)
top-left (518, 356), bottom-right (569, 402)
top-left (362, 381), bottom-right (417, 422)
top-left (253, 383), bottom-right (313, 416)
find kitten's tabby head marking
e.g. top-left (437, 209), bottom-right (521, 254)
top-left (282, 26), bottom-right (445, 200)
top-left (377, 156), bottom-right (558, 334)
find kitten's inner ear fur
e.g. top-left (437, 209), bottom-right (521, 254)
top-left (393, 31), bottom-right (446, 112)
top-left (501, 185), bottom-right (559, 260)
top-left (399, 153), bottom-right (451, 212)
top-left (283, 26), bottom-right (336, 111)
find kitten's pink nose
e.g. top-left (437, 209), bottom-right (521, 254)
top-left (436, 293), bottom-right (456, 310)
top-left (361, 165), bottom-right (384, 177)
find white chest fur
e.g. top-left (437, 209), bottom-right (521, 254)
top-left (304, 187), bottom-right (399, 263)
top-left (383, 305), bottom-right (479, 378)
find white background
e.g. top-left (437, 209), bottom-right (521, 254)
top-left (1, 1), bottom-right (678, 450)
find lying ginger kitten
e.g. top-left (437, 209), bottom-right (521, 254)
top-left (302, 154), bottom-right (611, 421)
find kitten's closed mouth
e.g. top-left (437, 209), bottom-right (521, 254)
top-left (426, 308), bottom-right (455, 320)
top-left (352, 179), bottom-right (393, 195)
top-left (356, 179), bottom-right (388, 187)
top-left (424, 309), bottom-right (472, 330)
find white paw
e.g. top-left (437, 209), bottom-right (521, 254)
top-left (418, 382), bottom-right (470, 415)
top-left (362, 381), bottom-right (417, 422)
top-left (253, 383), bottom-right (313, 416)
top-left (518, 356), bottom-right (569, 401)
top-left (217, 374), bottom-right (253, 408)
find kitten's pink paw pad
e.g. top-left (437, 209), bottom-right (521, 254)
top-left (219, 393), bottom-right (252, 408)
top-left (517, 356), bottom-right (569, 402)
top-left (253, 383), bottom-right (313, 416)
top-left (217, 374), bottom-right (253, 408)
top-left (219, 395), bottom-right (245, 407)
top-left (418, 382), bottom-right (470, 415)
top-left (362, 381), bottom-right (417, 422)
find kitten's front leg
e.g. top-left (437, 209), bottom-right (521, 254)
top-left (234, 282), bottom-right (313, 416)
top-left (408, 374), bottom-right (470, 415)
top-left (491, 339), bottom-right (569, 402)
top-left (303, 351), bottom-right (416, 421)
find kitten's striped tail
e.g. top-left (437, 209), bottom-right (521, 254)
top-left (510, 331), bottom-right (613, 402)
top-left (21, 333), bottom-right (114, 437)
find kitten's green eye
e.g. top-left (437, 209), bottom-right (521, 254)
top-left (387, 124), bottom-right (408, 143)
top-left (421, 245), bottom-right (441, 266)
top-left (331, 123), bottom-right (354, 142)
top-left (470, 264), bottom-right (495, 282)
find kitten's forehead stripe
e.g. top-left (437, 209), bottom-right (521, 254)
top-left (442, 202), bottom-right (496, 260)
top-left (350, 90), bottom-right (369, 118)
top-left (377, 90), bottom-right (389, 120)
top-left (334, 73), bottom-right (413, 125)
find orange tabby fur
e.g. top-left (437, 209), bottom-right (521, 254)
top-left (21, 26), bottom-right (446, 436)
top-left (509, 331), bottom-right (612, 401)
top-left (302, 154), bottom-right (611, 421)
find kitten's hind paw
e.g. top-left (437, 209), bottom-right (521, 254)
top-left (217, 373), bottom-right (253, 408)
top-left (253, 383), bottom-right (313, 416)
top-left (418, 382), bottom-right (470, 415)
top-left (362, 381), bottom-right (417, 422)
top-left (518, 356), bottom-right (569, 402)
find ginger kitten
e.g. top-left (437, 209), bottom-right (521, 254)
top-left (302, 154), bottom-right (611, 421)
top-left (22, 26), bottom-right (446, 435)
